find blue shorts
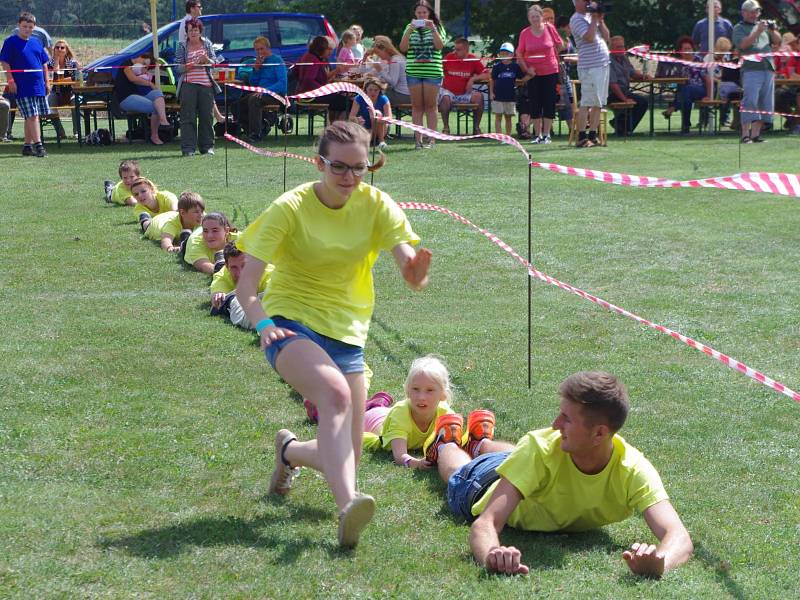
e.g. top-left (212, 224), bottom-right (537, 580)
top-left (407, 75), bottom-right (443, 87)
top-left (447, 451), bottom-right (510, 521)
top-left (263, 316), bottom-right (365, 374)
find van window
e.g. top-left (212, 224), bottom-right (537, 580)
top-left (159, 27), bottom-right (180, 61)
top-left (275, 17), bottom-right (323, 46)
top-left (221, 20), bottom-right (269, 52)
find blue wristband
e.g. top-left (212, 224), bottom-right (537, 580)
top-left (255, 318), bottom-right (275, 334)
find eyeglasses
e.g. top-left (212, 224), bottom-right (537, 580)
top-left (319, 155), bottom-right (370, 176)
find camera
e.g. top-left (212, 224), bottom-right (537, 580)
top-left (412, 19), bottom-right (427, 28)
top-left (762, 19), bottom-right (777, 30)
top-left (586, 1), bottom-right (613, 14)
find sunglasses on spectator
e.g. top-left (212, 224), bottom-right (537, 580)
top-left (55, 45), bottom-right (66, 49)
top-left (319, 155), bottom-right (370, 176)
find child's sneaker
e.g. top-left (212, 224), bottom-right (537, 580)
top-left (424, 413), bottom-right (463, 464)
top-left (104, 180), bottom-right (114, 203)
top-left (466, 409), bottom-right (496, 458)
top-left (138, 212), bottom-right (151, 233)
top-left (541, 134), bottom-right (552, 145)
top-left (337, 493), bottom-right (376, 548)
top-left (365, 391), bottom-right (393, 412)
top-left (303, 399), bottom-right (319, 424)
top-left (268, 429), bottom-right (300, 495)
top-left (530, 135), bottom-right (542, 144)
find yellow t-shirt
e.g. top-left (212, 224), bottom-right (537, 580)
top-left (111, 181), bottom-right (133, 205)
top-left (184, 229), bottom-right (242, 266)
top-left (133, 190), bottom-right (178, 217)
top-left (471, 428), bottom-right (669, 532)
top-left (210, 263), bottom-right (273, 294)
top-left (237, 181), bottom-right (420, 347)
top-left (380, 399), bottom-right (454, 450)
top-left (144, 211), bottom-right (181, 241)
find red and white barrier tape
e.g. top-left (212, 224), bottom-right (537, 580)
top-left (224, 82), bottom-right (290, 106)
top-left (223, 132), bottom-right (315, 163)
top-left (739, 106), bottom-right (800, 119)
top-left (229, 82), bottom-right (800, 198)
top-left (628, 45), bottom-right (739, 70)
top-left (397, 201), bottom-right (800, 404)
top-left (529, 162), bottom-right (800, 197)
top-left (743, 50), bottom-right (800, 62)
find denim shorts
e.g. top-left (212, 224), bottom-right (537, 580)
top-left (407, 75), bottom-right (443, 87)
top-left (447, 451), bottom-right (510, 521)
top-left (263, 316), bottom-right (365, 374)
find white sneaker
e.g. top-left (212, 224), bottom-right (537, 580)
top-left (377, 141), bottom-right (389, 151)
top-left (541, 135), bottom-right (552, 144)
top-left (268, 429), bottom-right (300, 495)
top-left (530, 135), bottom-right (542, 144)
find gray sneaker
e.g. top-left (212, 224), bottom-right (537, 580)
top-left (337, 493), bottom-right (376, 548)
top-left (104, 180), bottom-right (114, 203)
top-left (268, 429), bottom-right (300, 495)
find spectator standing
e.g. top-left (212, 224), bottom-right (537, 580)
top-left (400, 0), bottom-right (446, 149)
top-left (733, 0), bottom-right (781, 143)
top-left (607, 35), bottom-right (650, 135)
top-left (692, 0), bottom-right (734, 53)
top-left (490, 42), bottom-right (527, 136)
top-left (179, 0), bottom-right (203, 46)
top-left (0, 12), bottom-right (51, 157)
top-left (438, 38), bottom-right (489, 134)
top-left (369, 36), bottom-right (411, 106)
top-left (238, 36), bottom-right (287, 141)
top-left (569, 0), bottom-right (610, 148)
top-left (176, 18), bottom-right (219, 156)
top-left (517, 4), bottom-right (565, 144)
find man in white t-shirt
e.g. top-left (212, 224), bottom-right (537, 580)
top-left (179, 0), bottom-right (203, 46)
top-left (570, 0), bottom-right (610, 147)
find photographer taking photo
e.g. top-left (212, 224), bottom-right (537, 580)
top-left (733, 0), bottom-right (782, 143)
top-left (570, 0), bottom-right (611, 148)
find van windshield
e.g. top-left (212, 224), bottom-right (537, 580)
top-left (117, 22), bottom-right (178, 55)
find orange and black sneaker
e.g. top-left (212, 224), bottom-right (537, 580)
top-left (424, 413), bottom-right (464, 464)
top-left (466, 409), bottom-right (496, 458)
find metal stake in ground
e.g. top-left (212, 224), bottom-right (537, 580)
top-left (224, 85), bottom-right (229, 188)
top-left (282, 102), bottom-right (289, 192)
top-left (527, 160), bottom-right (532, 389)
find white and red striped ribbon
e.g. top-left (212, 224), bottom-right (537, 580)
top-left (224, 82), bottom-right (290, 106)
top-left (743, 50), bottom-right (800, 62)
top-left (528, 162), bottom-right (800, 197)
top-left (396, 201), bottom-right (800, 404)
top-left (223, 132), bottom-right (315, 163)
top-left (231, 83), bottom-right (800, 199)
top-left (628, 45), bottom-right (739, 70)
top-left (739, 107), bottom-right (800, 119)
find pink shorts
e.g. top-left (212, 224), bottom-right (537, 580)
top-left (363, 406), bottom-right (391, 435)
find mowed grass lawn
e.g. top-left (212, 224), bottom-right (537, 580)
top-left (0, 126), bottom-right (798, 599)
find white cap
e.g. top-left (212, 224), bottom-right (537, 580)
top-left (499, 42), bottom-right (514, 54)
top-left (741, 0), bottom-right (761, 11)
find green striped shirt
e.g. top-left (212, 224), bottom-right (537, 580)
top-left (404, 24), bottom-right (446, 79)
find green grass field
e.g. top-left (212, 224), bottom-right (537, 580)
top-left (1, 122), bottom-right (798, 599)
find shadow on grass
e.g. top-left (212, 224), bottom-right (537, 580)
top-left (98, 503), bottom-right (330, 562)
top-left (691, 541), bottom-right (746, 600)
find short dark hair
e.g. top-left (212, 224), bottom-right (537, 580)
top-left (185, 1), bottom-right (201, 13)
top-left (185, 18), bottom-right (203, 33)
top-left (223, 241), bottom-right (242, 262)
top-left (18, 12), bottom-right (36, 24)
top-left (454, 37), bottom-right (470, 46)
top-left (676, 35), bottom-right (695, 52)
top-left (559, 371), bottom-right (630, 432)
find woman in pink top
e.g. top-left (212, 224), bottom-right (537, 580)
top-left (516, 4), bottom-right (564, 144)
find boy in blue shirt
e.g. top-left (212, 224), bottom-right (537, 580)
top-left (0, 12), bottom-right (51, 157)
top-left (489, 42), bottom-right (528, 136)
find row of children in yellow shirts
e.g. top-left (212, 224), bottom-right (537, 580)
top-left (103, 158), bottom-right (495, 471)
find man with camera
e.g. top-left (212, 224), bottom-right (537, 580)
top-left (569, 0), bottom-right (611, 147)
top-left (733, 0), bottom-right (782, 143)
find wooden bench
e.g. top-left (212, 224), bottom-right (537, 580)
top-left (292, 102), bottom-right (328, 137)
top-left (453, 103), bottom-right (480, 135)
top-left (695, 98), bottom-right (724, 134)
top-left (607, 100), bottom-right (637, 138)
